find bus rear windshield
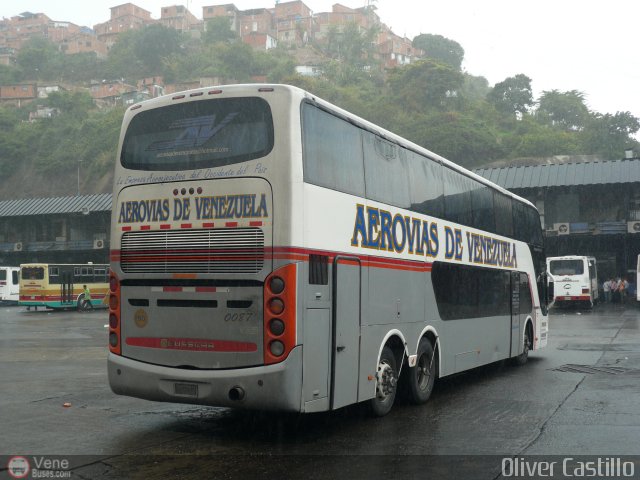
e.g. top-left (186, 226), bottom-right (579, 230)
top-left (121, 97), bottom-right (274, 171)
top-left (549, 260), bottom-right (584, 276)
top-left (22, 267), bottom-right (44, 280)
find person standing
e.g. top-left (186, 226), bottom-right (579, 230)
top-left (82, 284), bottom-right (93, 310)
top-left (603, 278), bottom-right (612, 303)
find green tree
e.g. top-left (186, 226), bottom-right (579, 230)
top-left (203, 17), bottom-right (237, 44)
top-left (537, 89), bottom-right (590, 131)
top-left (487, 74), bottom-right (534, 116)
top-left (15, 37), bottom-right (61, 80)
top-left (107, 24), bottom-right (184, 80)
top-left (387, 59), bottom-right (464, 111)
top-left (581, 111), bottom-right (640, 157)
top-left (412, 34), bottom-right (464, 70)
top-left (45, 91), bottom-right (95, 119)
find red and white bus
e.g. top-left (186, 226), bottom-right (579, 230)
top-left (108, 84), bottom-right (549, 416)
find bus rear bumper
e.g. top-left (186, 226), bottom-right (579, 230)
top-left (108, 346), bottom-right (303, 412)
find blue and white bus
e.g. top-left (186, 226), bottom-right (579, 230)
top-left (107, 84), bottom-right (549, 416)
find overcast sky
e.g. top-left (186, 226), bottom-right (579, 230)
top-left (3, 0), bottom-right (639, 123)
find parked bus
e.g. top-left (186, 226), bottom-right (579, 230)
top-left (108, 84), bottom-right (549, 416)
top-left (547, 255), bottom-right (598, 308)
top-left (19, 263), bottom-right (109, 310)
top-left (0, 266), bottom-right (20, 303)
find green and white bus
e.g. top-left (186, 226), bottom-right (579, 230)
top-left (108, 84), bottom-right (549, 416)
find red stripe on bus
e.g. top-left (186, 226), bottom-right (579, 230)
top-left (121, 226), bottom-right (132, 231)
top-left (140, 225), bottom-right (151, 230)
top-left (202, 222), bottom-right (215, 228)
top-left (160, 224), bottom-right (171, 230)
top-left (126, 337), bottom-right (257, 352)
top-left (250, 221), bottom-right (263, 227)
top-left (181, 223), bottom-right (192, 229)
top-left (225, 222), bottom-right (238, 228)
top-left (163, 286), bottom-right (182, 292)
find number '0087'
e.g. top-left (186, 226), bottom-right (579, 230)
top-left (224, 312), bottom-right (253, 322)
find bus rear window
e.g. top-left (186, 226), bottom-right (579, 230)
top-left (22, 267), bottom-right (44, 280)
top-left (549, 260), bottom-right (584, 276)
top-left (121, 97), bottom-right (274, 171)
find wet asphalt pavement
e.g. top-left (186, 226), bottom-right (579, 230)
top-left (1, 301), bottom-right (640, 479)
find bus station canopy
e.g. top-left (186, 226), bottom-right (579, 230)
top-left (474, 157), bottom-right (640, 190)
top-left (0, 193), bottom-right (112, 218)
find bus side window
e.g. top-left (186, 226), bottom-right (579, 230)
top-left (406, 150), bottom-right (444, 217)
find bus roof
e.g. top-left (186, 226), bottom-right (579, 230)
top-left (125, 83), bottom-right (537, 211)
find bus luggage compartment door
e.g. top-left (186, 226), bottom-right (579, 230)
top-left (331, 256), bottom-right (361, 410)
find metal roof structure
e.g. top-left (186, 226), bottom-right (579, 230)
top-left (0, 193), bottom-right (112, 218)
top-left (473, 158), bottom-right (640, 190)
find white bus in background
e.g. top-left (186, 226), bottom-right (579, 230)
top-left (107, 84), bottom-right (549, 417)
top-left (0, 266), bottom-right (20, 303)
top-left (547, 255), bottom-right (598, 308)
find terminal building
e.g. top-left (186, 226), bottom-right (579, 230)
top-left (1, 156), bottom-right (639, 285)
top-left (474, 155), bottom-right (640, 281)
top-left (0, 194), bottom-right (111, 266)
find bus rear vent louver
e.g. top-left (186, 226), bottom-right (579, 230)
top-left (120, 228), bottom-right (265, 274)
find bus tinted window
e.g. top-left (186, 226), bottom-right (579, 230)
top-left (513, 202), bottom-right (543, 246)
top-left (549, 260), bottom-right (584, 275)
top-left (22, 267), bottom-right (44, 280)
top-left (520, 273), bottom-right (532, 314)
top-left (443, 167), bottom-right (473, 226)
top-left (406, 150), bottom-right (444, 217)
top-left (302, 103), bottom-right (365, 196)
top-left (0, 270), bottom-right (4, 281)
top-left (494, 193), bottom-right (514, 237)
top-left (121, 97), bottom-right (274, 171)
top-left (471, 182), bottom-right (495, 232)
top-left (12, 270), bottom-right (18, 284)
top-left (432, 262), bottom-right (510, 320)
top-left (363, 131), bottom-right (410, 207)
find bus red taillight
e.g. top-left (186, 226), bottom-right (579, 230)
top-left (109, 271), bottom-right (121, 355)
top-left (263, 264), bottom-right (296, 365)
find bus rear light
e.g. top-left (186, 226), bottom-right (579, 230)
top-left (268, 298), bottom-right (284, 315)
top-left (109, 271), bottom-right (121, 355)
top-left (582, 288), bottom-right (589, 294)
top-left (269, 340), bottom-right (285, 357)
top-left (269, 276), bottom-right (285, 294)
top-left (109, 294), bottom-right (119, 310)
top-left (263, 264), bottom-right (297, 365)
top-left (269, 318), bottom-right (285, 336)
top-left (208, 89), bottom-right (222, 95)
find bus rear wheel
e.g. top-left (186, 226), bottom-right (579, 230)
top-left (513, 327), bottom-right (531, 366)
top-left (369, 346), bottom-right (398, 417)
top-left (408, 338), bottom-right (437, 404)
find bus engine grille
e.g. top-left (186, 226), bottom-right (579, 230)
top-left (120, 228), bottom-right (265, 274)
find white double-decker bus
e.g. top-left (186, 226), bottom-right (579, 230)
top-left (547, 255), bottom-right (598, 308)
top-left (108, 84), bottom-right (549, 416)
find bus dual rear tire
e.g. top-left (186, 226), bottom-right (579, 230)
top-left (407, 338), bottom-right (437, 405)
top-left (369, 346), bottom-right (398, 417)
